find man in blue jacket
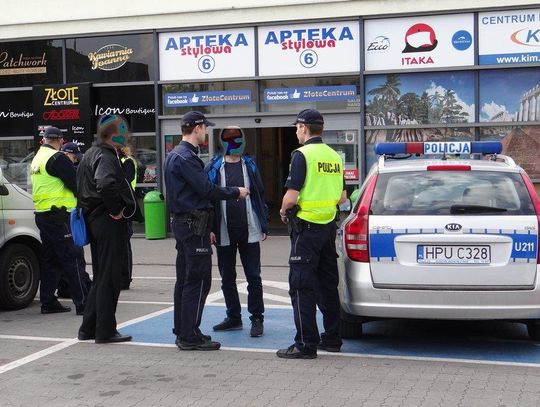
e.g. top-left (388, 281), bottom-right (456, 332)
top-left (206, 126), bottom-right (268, 337)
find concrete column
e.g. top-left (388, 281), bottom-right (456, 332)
top-left (524, 98), bottom-right (530, 121)
top-left (530, 96), bottom-right (537, 121)
top-left (518, 101), bottom-right (524, 121)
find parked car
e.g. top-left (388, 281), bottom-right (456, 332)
top-left (4, 151), bottom-right (34, 186)
top-left (338, 141), bottom-right (540, 340)
top-left (0, 166), bottom-right (41, 310)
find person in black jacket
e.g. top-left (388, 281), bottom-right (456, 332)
top-left (205, 126), bottom-right (268, 337)
top-left (164, 111), bottom-right (250, 351)
top-left (76, 114), bottom-right (136, 344)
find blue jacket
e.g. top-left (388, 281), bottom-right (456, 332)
top-left (205, 154), bottom-right (269, 243)
top-left (165, 142), bottom-right (239, 214)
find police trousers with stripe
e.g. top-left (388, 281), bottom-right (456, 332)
top-left (288, 221), bottom-right (342, 352)
top-left (172, 219), bottom-right (212, 343)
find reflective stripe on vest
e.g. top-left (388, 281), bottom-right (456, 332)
top-left (30, 147), bottom-right (76, 212)
top-left (295, 143), bottom-right (343, 224)
top-left (121, 156), bottom-right (137, 190)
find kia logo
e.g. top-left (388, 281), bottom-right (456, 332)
top-left (445, 223), bottom-right (462, 232)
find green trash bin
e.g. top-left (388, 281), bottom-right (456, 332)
top-left (143, 191), bottom-right (166, 239)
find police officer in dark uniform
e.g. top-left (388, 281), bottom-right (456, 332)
top-left (164, 111), bottom-right (250, 351)
top-left (277, 109), bottom-right (347, 359)
top-left (30, 126), bottom-right (87, 315)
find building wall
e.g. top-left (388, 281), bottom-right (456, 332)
top-left (1, 0), bottom-right (539, 40)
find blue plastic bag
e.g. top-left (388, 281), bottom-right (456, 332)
top-left (70, 207), bottom-right (89, 247)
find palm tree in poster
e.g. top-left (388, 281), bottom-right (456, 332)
top-left (367, 73), bottom-right (401, 120)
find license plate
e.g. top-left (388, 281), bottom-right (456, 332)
top-left (417, 245), bottom-right (491, 264)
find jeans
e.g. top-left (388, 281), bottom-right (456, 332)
top-left (216, 227), bottom-right (264, 321)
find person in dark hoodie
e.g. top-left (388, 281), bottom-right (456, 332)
top-left (205, 126), bottom-right (269, 337)
top-left (76, 114), bottom-right (136, 344)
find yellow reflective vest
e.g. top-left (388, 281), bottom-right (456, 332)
top-left (295, 143), bottom-right (343, 224)
top-left (31, 146), bottom-right (76, 212)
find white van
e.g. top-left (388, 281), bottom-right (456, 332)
top-left (0, 167), bottom-right (41, 310)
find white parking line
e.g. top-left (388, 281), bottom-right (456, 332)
top-left (0, 305), bottom-right (173, 376)
top-left (115, 341), bottom-right (540, 368)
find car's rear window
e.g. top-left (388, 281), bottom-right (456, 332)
top-left (370, 170), bottom-right (536, 215)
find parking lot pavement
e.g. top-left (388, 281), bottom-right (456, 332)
top-left (2, 236), bottom-right (540, 406)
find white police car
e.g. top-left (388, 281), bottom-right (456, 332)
top-left (338, 141), bottom-right (540, 340)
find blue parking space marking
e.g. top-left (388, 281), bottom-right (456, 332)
top-left (120, 304), bottom-right (540, 365)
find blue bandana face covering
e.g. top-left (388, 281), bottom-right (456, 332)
top-left (220, 129), bottom-right (245, 155)
top-left (98, 114), bottom-right (129, 145)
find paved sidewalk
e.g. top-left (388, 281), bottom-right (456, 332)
top-left (1, 236), bottom-right (540, 407)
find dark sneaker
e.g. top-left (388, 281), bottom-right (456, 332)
top-left (276, 344), bottom-right (317, 359)
top-left (77, 330), bottom-right (95, 341)
top-left (250, 319), bottom-right (264, 337)
top-left (95, 332), bottom-right (132, 344)
top-left (175, 336), bottom-right (221, 351)
top-left (213, 317), bottom-right (242, 331)
top-left (195, 328), bottom-right (212, 342)
top-left (318, 343), bottom-right (341, 353)
top-left (41, 302), bottom-right (71, 314)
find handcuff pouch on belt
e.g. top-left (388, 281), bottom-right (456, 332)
top-left (285, 205), bottom-right (302, 234)
top-left (189, 209), bottom-right (210, 237)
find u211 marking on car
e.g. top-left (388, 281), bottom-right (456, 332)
top-left (514, 242), bottom-right (536, 252)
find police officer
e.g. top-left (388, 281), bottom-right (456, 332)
top-left (276, 109), bottom-right (347, 359)
top-left (31, 126), bottom-right (86, 315)
top-left (164, 111), bottom-right (250, 351)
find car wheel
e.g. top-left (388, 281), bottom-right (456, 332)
top-left (0, 244), bottom-right (39, 310)
top-left (527, 321), bottom-right (540, 341)
top-left (340, 308), bottom-right (363, 339)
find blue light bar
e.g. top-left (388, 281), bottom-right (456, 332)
top-left (374, 141), bottom-right (502, 155)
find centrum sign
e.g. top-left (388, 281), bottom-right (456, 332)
top-left (264, 85), bottom-right (357, 103)
top-left (165, 90), bottom-right (252, 107)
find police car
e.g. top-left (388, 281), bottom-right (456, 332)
top-left (338, 141), bottom-right (540, 340)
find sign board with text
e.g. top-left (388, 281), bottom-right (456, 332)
top-left (479, 9), bottom-right (540, 65)
top-left (159, 28), bottom-right (255, 80)
top-left (32, 83), bottom-right (93, 151)
top-left (364, 14), bottom-right (474, 70)
top-left (258, 21), bottom-right (360, 76)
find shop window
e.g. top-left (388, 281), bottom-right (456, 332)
top-left (161, 81), bottom-right (256, 116)
top-left (479, 126), bottom-right (540, 182)
top-left (93, 85), bottom-right (155, 133)
top-left (365, 72), bottom-right (475, 126)
top-left (66, 34), bottom-right (155, 83)
top-left (480, 68), bottom-right (540, 123)
top-left (260, 76), bottom-right (360, 113)
top-left (0, 91), bottom-right (33, 136)
top-left (0, 40), bottom-right (63, 88)
top-left (365, 127), bottom-right (474, 171)
top-left (0, 138), bottom-right (35, 191)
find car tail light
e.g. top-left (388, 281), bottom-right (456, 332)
top-left (344, 175), bottom-right (378, 262)
top-left (427, 165), bottom-right (471, 171)
top-left (520, 170), bottom-right (540, 263)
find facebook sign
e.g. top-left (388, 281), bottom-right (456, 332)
top-left (164, 90), bottom-right (252, 107)
top-left (264, 85), bottom-right (357, 103)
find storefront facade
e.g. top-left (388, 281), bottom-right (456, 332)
top-left (1, 1), bottom-right (539, 231)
